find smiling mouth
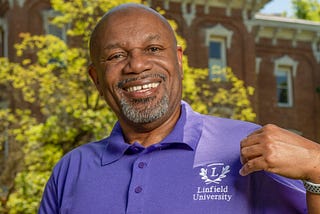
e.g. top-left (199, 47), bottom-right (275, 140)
top-left (118, 74), bottom-right (165, 94)
top-left (125, 82), bottom-right (160, 92)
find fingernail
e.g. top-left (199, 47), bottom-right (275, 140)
top-left (239, 168), bottom-right (245, 176)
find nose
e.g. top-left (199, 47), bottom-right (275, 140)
top-left (123, 49), bottom-right (152, 74)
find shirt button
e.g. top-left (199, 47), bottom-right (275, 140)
top-left (133, 147), bottom-right (140, 152)
top-left (135, 186), bottom-right (143, 193)
top-left (138, 162), bottom-right (145, 169)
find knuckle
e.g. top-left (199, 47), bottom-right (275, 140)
top-left (262, 124), bottom-right (277, 135)
top-left (264, 124), bottom-right (276, 130)
top-left (263, 150), bottom-right (277, 167)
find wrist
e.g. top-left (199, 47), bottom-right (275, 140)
top-left (303, 180), bottom-right (320, 194)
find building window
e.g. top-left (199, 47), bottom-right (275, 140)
top-left (206, 24), bottom-right (233, 80)
top-left (0, 18), bottom-right (7, 57)
top-left (275, 66), bottom-right (292, 106)
top-left (208, 38), bottom-right (226, 79)
top-left (42, 10), bottom-right (66, 41)
top-left (0, 27), bottom-right (4, 57)
top-left (274, 55), bottom-right (298, 107)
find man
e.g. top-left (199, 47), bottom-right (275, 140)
top-left (39, 3), bottom-right (320, 213)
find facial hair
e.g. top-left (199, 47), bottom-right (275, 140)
top-left (120, 94), bottom-right (169, 124)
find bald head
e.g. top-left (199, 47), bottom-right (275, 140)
top-left (89, 3), bottom-right (177, 64)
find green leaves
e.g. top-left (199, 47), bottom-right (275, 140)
top-left (292, 0), bottom-right (320, 21)
top-left (2, 18), bottom-right (116, 214)
top-left (182, 63), bottom-right (256, 122)
top-left (50, 0), bottom-right (141, 47)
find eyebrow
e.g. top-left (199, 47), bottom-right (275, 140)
top-left (103, 43), bottom-right (122, 51)
top-left (145, 34), bottom-right (161, 42)
top-left (103, 34), bottom-right (162, 51)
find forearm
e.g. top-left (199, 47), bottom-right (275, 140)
top-left (305, 165), bottom-right (320, 214)
top-left (307, 193), bottom-right (320, 214)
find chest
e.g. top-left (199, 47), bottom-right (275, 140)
top-left (59, 149), bottom-right (251, 214)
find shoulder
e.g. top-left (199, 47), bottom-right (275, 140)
top-left (39, 139), bottom-right (109, 210)
top-left (182, 101), bottom-right (260, 138)
top-left (202, 114), bottom-right (260, 138)
top-left (192, 114), bottom-right (260, 166)
top-left (64, 139), bottom-right (106, 160)
top-left (51, 138), bottom-right (107, 180)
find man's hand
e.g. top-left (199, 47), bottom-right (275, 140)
top-left (239, 124), bottom-right (320, 183)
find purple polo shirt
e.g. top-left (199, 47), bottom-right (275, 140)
top-left (39, 101), bottom-right (307, 214)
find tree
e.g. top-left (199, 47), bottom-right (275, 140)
top-left (292, 0), bottom-right (320, 21)
top-left (2, 33), bottom-right (117, 213)
top-left (0, 1), bottom-right (255, 213)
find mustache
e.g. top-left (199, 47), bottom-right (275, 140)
top-left (117, 74), bottom-right (166, 88)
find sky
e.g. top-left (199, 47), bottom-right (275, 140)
top-left (259, 0), bottom-right (294, 16)
top-left (260, 0), bottom-right (320, 17)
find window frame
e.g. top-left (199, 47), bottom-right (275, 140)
top-left (205, 24), bottom-right (233, 80)
top-left (273, 55), bottom-right (298, 108)
top-left (275, 66), bottom-right (293, 107)
top-left (42, 10), bottom-right (67, 41)
top-left (0, 18), bottom-right (8, 57)
top-left (208, 37), bottom-right (227, 80)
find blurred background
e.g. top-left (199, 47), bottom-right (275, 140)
top-left (0, 0), bottom-right (319, 213)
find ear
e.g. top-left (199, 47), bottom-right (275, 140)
top-left (88, 63), bottom-right (103, 96)
top-left (177, 46), bottom-right (184, 79)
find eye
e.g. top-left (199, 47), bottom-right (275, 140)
top-left (107, 52), bottom-right (127, 61)
top-left (146, 46), bottom-right (163, 54)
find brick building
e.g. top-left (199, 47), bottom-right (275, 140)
top-left (0, 0), bottom-right (319, 142)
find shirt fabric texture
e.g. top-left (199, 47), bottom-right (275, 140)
top-left (39, 101), bottom-right (307, 214)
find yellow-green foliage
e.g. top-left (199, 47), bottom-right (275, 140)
top-left (3, 33), bottom-right (117, 213)
top-left (182, 63), bottom-right (256, 121)
top-left (210, 66), bottom-right (256, 121)
top-left (170, 20), bottom-right (255, 121)
top-left (292, 0), bottom-right (320, 21)
top-left (3, 0), bottom-right (142, 212)
top-left (50, 0), bottom-right (141, 46)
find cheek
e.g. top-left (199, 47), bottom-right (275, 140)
top-left (99, 72), bottom-right (120, 100)
top-left (166, 68), bottom-right (183, 99)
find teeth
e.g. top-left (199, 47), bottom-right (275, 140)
top-left (127, 83), bottom-right (159, 92)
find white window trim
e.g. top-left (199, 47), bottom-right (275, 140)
top-left (205, 24), bottom-right (233, 49)
top-left (255, 57), bottom-right (262, 74)
top-left (274, 55), bottom-right (298, 107)
top-left (42, 10), bottom-right (67, 41)
top-left (274, 55), bottom-right (298, 77)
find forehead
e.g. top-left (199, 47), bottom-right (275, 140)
top-left (99, 8), bottom-right (173, 45)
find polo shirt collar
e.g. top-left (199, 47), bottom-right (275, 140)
top-left (101, 101), bottom-right (203, 165)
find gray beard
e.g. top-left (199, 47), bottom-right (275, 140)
top-left (120, 95), bottom-right (169, 124)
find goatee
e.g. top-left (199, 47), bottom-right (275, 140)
top-left (120, 95), bottom-right (169, 124)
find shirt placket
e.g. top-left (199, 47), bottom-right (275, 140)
top-left (126, 151), bottom-right (151, 214)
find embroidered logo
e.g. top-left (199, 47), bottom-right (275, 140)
top-left (199, 163), bottom-right (230, 185)
top-left (193, 162), bottom-right (233, 202)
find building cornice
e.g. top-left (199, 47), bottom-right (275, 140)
top-left (147, 0), bottom-right (270, 26)
top-left (161, 0), bottom-right (270, 11)
top-left (250, 14), bottom-right (320, 62)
